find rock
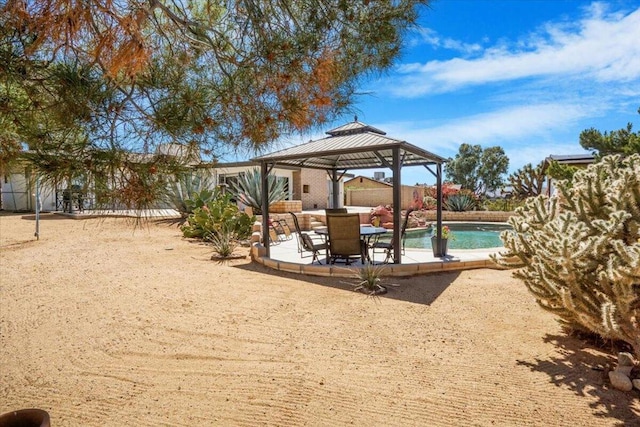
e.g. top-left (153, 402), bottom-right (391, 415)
top-left (609, 371), bottom-right (633, 392)
top-left (615, 365), bottom-right (634, 377)
top-left (617, 352), bottom-right (636, 367)
top-left (633, 379), bottom-right (640, 391)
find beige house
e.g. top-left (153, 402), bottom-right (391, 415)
top-left (211, 161), bottom-right (347, 211)
top-left (344, 175), bottom-right (424, 209)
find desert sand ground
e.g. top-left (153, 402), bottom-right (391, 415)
top-left (1, 212), bottom-right (638, 426)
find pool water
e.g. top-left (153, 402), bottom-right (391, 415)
top-left (403, 223), bottom-right (512, 250)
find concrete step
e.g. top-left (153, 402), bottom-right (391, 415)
top-left (309, 220), bottom-right (325, 230)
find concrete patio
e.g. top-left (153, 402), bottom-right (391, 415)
top-left (252, 208), bottom-right (506, 277)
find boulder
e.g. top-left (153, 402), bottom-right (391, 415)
top-left (617, 352), bottom-right (636, 367)
top-left (609, 371), bottom-right (633, 392)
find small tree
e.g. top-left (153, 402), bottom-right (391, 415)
top-left (493, 154), bottom-right (640, 358)
top-left (507, 161), bottom-right (546, 199)
top-left (445, 143), bottom-right (509, 196)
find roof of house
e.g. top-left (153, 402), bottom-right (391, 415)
top-left (344, 175), bottom-right (393, 187)
top-left (252, 119), bottom-right (446, 171)
top-left (545, 154), bottom-right (596, 165)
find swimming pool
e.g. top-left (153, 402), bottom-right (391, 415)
top-left (403, 223), bottom-right (511, 250)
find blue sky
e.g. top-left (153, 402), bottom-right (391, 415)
top-left (269, 0), bottom-right (640, 186)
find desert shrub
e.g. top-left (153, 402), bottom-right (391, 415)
top-left (181, 190), bottom-right (254, 241)
top-left (422, 195), bottom-right (437, 210)
top-left (444, 192), bottom-right (477, 211)
top-left (353, 263), bottom-right (387, 296)
top-left (483, 198), bottom-right (526, 211)
top-left (493, 154), bottom-right (640, 358)
top-left (210, 225), bottom-right (239, 257)
top-left (183, 188), bottom-right (216, 214)
top-left (425, 183), bottom-right (459, 203)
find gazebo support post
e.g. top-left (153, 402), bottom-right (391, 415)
top-left (392, 147), bottom-right (402, 264)
top-left (260, 161), bottom-right (270, 257)
top-left (331, 170), bottom-right (340, 208)
top-left (435, 162), bottom-right (444, 256)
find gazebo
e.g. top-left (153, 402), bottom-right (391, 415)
top-left (252, 118), bottom-right (447, 264)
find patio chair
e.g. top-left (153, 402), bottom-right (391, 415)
top-left (324, 208), bottom-right (347, 215)
top-left (268, 226), bottom-right (281, 245)
top-left (326, 213), bottom-right (365, 265)
top-left (272, 219), bottom-right (292, 241)
top-left (289, 212), bottom-right (327, 264)
top-left (370, 208), bottom-right (414, 263)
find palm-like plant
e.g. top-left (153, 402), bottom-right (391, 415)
top-left (227, 168), bottom-right (287, 214)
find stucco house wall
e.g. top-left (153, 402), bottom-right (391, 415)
top-left (345, 184), bottom-right (423, 209)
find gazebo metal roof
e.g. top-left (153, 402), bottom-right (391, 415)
top-left (253, 120), bottom-right (446, 170)
top-left (252, 118), bottom-right (447, 264)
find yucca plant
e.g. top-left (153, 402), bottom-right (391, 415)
top-left (227, 168), bottom-right (287, 214)
top-left (210, 225), bottom-right (239, 258)
top-left (353, 263), bottom-right (388, 296)
top-left (444, 193), bottom-right (477, 211)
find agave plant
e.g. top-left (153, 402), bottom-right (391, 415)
top-left (227, 168), bottom-right (287, 214)
top-left (444, 193), bottom-right (477, 212)
top-left (353, 263), bottom-right (388, 296)
top-left (164, 169), bottom-right (215, 217)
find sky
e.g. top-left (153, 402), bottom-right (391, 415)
top-left (261, 0), bottom-right (640, 186)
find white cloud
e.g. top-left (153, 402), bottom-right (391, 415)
top-left (388, 4), bottom-right (640, 97)
top-left (378, 103), bottom-right (594, 155)
top-left (408, 28), bottom-right (483, 54)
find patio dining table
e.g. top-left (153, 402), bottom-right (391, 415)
top-left (314, 225), bottom-right (388, 263)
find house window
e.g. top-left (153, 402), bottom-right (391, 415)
top-left (303, 184), bottom-right (310, 194)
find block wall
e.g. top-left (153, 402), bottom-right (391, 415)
top-left (300, 169), bottom-right (329, 210)
top-left (345, 185), bottom-right (422, 209)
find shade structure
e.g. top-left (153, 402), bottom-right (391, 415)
top-left (253, 120), bottom-right (446, 171)
top-left (252, 118), bottom-right (448, 263)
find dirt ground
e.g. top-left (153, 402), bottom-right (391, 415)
top-left (1, 212), bottom-right (638, 426)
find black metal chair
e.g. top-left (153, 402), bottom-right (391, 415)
top-left (370, 208), bottom-right (414, 263)
top-left (289, 212), bottom-right (327, 264)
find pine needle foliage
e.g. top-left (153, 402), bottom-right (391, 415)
top-left (493, 154), bottom-right (640, 358)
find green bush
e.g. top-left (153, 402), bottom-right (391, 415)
top-left (483, 198), bottom-right (526, 211)
top-left (181, 190), bottom-right (254, 241)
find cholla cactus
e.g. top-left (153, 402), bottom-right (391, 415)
top-left (493, 154), bottom-right (640, 358)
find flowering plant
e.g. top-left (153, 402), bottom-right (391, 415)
top-left (432, 225), bottom-right (453, 240)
